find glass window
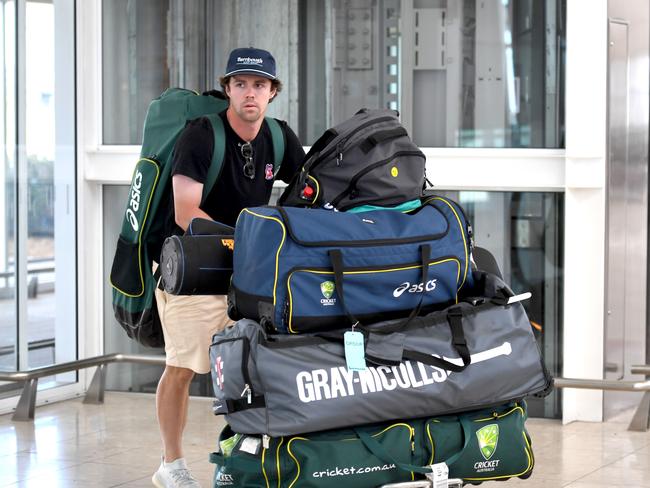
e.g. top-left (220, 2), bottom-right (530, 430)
top-left (25, 0), bottom-right (77, 373)
top-left (1, 0), bottom-right (76, 392)
top-left (0, 0), bottom-right (17, 376)
top-left (103, 0), bottom-right (565, 148)
top-left (436, 190), bottom-right (564, 418)
top-left (299, 0), bottom-right (566, 147)
top-left (102, 0), bottom-right (300, 145)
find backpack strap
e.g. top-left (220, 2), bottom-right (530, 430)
top-left (265, 117), bottom-right (285, 176)
top-left (202, 113), bottom-right (226, 204)
top-left (201, 114), bottom-right (286, 203)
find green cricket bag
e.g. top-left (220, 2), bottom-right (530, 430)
top-left (209, 401), bottom-right (534, 487)
top-left (109, 89), bottom-right (285, 347)
top-left (419, 402), bottom-right (534, 482)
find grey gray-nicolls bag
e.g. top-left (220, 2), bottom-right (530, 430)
top-left (209, 271), bottom-right (552, 437)
top-left (278, 108), bottom-right (426, 211)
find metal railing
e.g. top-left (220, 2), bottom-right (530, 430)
top-left (554, 365), bottom-right (650, 432)
top-left (1, 353), bottom-right (649, 432)
top-left (0, 353), bottom-right (164, 421)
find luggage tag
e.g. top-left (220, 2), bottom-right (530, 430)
top-left (238, 436), bottom-right (261, 455)
top-left (425, 462), bottom-right (449, 488)
top-left (344, 324), bottom-right (367, 371)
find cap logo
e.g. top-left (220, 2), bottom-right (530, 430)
top-left (237, 56), bottom-right (263, 66)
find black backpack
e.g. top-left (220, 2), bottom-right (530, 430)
top-left (279, 108), bottom-right (425, 211)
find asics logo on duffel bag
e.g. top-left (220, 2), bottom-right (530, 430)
top-left (125, 170), bottom-right (143, 232)
top-left (393, 279), bottom-right (437, 297)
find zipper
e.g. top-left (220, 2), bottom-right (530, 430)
top-left (240, 338), bottom-right (253, 403)
top-left (426, 196), bottom-right (474, 250)
top-left (410, 425), bottom-right (416, 453)
top-left (275, 204), bottom-right (449, 248)
top-left (211, 337), bottom-right (254, 403)
top-left (330, 150), bottom-right (425, 208)
top-left (282, 300), bottom-right (290, 328)
top-left (305, 116), bottom-right (396, 173)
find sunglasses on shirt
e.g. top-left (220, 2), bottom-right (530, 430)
top-left (240, 142), bottom-right (255, 180)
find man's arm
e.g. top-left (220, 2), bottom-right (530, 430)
top-left (172, 174), bottom-right (213, 232)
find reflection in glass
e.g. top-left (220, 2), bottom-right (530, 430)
top-left (102, 0), bottom-right (299, 145)
top-left (0, 0), bottom-right (17, 374)
top-left (301, 0), bottom-right (566, 147)
top-left (101, 0), bottom-right (565, 148)
top-left (22, 0), bottom-right (76, 377)
top-left (436, 190), bottom-right (564, 418)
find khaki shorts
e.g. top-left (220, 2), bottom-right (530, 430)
top-left (155, 288), bottom-right (233, 374)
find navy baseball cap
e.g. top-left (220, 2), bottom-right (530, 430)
top-left (224, 47), bottom-right (276, 80)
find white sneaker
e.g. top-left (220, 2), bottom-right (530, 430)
top-left (152, 457), bottom-right (202, 488)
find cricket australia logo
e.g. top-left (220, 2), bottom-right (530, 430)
top-left (477, 424), bottom-right (499, 460)
top-left (320, 281), bottom-right (336, 306)
top-left (214, 356), bottom-right (225, 390)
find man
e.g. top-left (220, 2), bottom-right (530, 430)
top-left (152, 47), bottom-right (305, 488)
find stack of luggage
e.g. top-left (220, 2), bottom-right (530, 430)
top-left (161, 109), bottom-right (553, 487)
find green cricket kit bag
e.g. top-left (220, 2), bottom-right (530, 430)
top-left (228, 196), bottom-right (474, 334)
top-left (279, 108), bottom-right (426, 211)
top-left (159, 218), bottom-right (235, 296)
top-left (209, 401), bottom-right (534, 487)
top-left (423, 402), bottom-right (534, 482)
top-left (211, 271), bottom-right (552, 437)
top-left (109, 89), bottom-right (285, 347)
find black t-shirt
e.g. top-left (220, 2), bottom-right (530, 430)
top-left (166, 110), bottom-right (305, 235)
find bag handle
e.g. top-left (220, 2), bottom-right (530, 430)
top-left (354, 416), bottom-right (471, 477)
top-left (401, 308), bottom-right (471, 373)
top-left (209, 451), bottom-right (262, 473)
top-left (360, 127), bottom-right (408, 153)
top-left (326, 247), bottom-right (471, 372)
top-left (355, 428), bottom-right (433, 475)
top-left (328, 244), bottom-right (431, 332)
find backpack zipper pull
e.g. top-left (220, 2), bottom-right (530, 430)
top-left (336, 143), bottom-right (343, 166)
top-left (263, 434), bottom-right (270, 449)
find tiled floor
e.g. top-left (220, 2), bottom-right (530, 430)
top-left (0, 392), bottom-right (649, 487)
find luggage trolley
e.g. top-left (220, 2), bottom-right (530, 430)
top-left (380, 480), bottom-right (463, 488)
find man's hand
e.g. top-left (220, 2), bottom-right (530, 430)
top-left (172, 174), bottom-right (213, 231)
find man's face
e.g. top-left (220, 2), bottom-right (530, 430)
top-left (225, 75), bottom-right (276, 123)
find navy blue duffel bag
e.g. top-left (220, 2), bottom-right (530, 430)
top-left (228, 196), bottom-right (474, 333)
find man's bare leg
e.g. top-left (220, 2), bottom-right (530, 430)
top-left (156, 365), bottom-right (195, 461)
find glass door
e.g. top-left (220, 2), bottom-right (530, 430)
top-left (0, 0), bottom-right (76, 392)
top-left (0, 0), bottom-right (17, 383)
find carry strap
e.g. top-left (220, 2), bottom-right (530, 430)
top-left (202, 115), bottom-right (285, 202)
top-left (355, 429), bottom-right (433, 475)
top-left (360, 127), bottom-right (408, 153)
top-left (401, 308), bottom-right (471, 373)
top-left (209, 451), bottom-right (262, 473)
top-left (225, 395), bottom-right (266, 412)
top-left (325, 245), bottom-right (471, 372)
top-left (202, 113), bottom-right (226, 203)
top-left (444, 414), bottom-right (475, 467)
top-left (328, 244), bottom-right (431, 332)
top-left (266, 117), bottom-right (285, 175)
